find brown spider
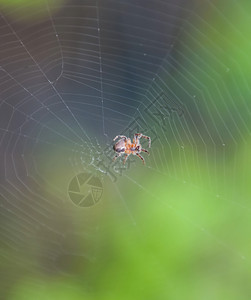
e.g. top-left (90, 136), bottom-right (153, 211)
top-left (112, 133), bottom-right (151, 165)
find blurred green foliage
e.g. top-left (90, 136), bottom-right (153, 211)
top-left (1, 0), bottom-right (251, 299)
top-left (0, 0), bottom-right (64, 21)
top-left (5, 138), bottom-right (251, 299)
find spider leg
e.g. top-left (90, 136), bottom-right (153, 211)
top-left (136, 153), bottom-right (145, 164)
top-left (113, 153), bottom-right (121, 162)
top-left (133, 133), bottom-right (142, 143)
top-left (113, 135), bottom-right (127, 141)
top-left (134, 133), bottom-right (151, 148)
top-left (141, 135), bottom-right (151, 148)
top-left (141, 148), bottom-right (150, 155)
top-left (123, 154), bottom-right (129, 164)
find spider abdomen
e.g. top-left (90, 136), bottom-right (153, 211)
top-left (113, 139), bottom-right (126, 153)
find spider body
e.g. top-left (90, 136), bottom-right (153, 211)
top-left (113, 133), bottom-right (151, 164)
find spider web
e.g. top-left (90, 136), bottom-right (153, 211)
top-left (0, 0), bottom-right (250, 298)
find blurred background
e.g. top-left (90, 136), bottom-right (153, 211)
top-left (0, 0), bottom-right (250, 299)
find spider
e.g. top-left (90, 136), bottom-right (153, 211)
top-left (112, 133), bottom-right (151, 165)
